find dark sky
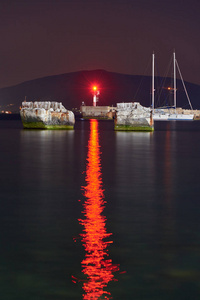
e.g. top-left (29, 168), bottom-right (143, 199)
top-left (0, 0), bottom-right (200, 88)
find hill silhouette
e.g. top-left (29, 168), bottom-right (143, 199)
top-left (0, 70), bottom-right (200, 113)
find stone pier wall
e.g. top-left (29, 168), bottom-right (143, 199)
top-left (21, 101), bottom-right (67, 112)
top-left (80, 106), bottom-right (116, 119)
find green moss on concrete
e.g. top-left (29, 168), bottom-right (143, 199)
top-left (22, 122), bottom-right (74, 130)
top-left (43, 125), bottom-right (74, 130)
top-left (114, 125), bottom-right (154, 131)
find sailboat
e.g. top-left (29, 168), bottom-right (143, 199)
top-left (153, 52), bottom-right (194, 121)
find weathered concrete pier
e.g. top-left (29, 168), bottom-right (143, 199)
top-left (20, 101), bottom-right (75, 129)
top-left (114, 102), bottom-right (154, 131)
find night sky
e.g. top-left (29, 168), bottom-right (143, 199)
top-left (0, 0), bottom-right (200, 88)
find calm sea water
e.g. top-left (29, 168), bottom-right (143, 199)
top-left (1, 119), bottom-right (200, 300)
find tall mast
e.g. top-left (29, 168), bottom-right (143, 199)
top-left (152, 52), bottom-right (155, 113)
top-left (173, 52), bottom-right (176, 113)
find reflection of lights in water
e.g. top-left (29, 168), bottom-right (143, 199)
top-left (164, 130), bottom-right (172, 191)
top-left (79, 119), bottom-right (119, 300)
top-left (115, 131), bottom-right (152, 144)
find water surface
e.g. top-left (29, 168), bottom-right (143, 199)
top-left (0, 119), bottom-right (200, 299)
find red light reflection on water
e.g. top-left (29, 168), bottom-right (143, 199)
top-left (79, 119), bottom-right (119, 300)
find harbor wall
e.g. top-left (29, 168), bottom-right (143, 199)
top-left (80, 106), bottom-right (116, 119)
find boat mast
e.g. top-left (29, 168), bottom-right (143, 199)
top-left (152, 52), bottom-right (155, 113)
top-left (173, 52), bottom-right (177, 113)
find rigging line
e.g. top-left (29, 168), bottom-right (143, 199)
top-left (154, 63), bottom-right (164, 108)
top-left (175, 60), bottom-right (193, 110)
top-left (133, 56), bottom-right (151, 101)
top-left (152, 55), bottom-right (167, 108)
top-left (157, 55), bottom-right (173, 107)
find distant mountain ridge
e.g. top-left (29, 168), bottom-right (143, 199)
top-left (0, 69), bottom-right (200, 113)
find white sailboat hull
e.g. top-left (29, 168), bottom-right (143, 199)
top-left (168, 114), bottom-right (194, 120)
top-left (153, 114), bottom-right (169, 121)
top-left (153, 113), bottom-right (194, 121)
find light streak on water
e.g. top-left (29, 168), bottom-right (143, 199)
top-left (79, 119), bottom-right (119, 300)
